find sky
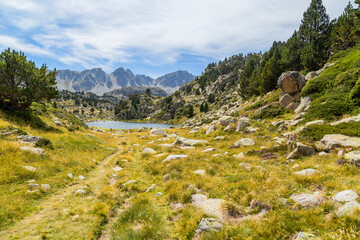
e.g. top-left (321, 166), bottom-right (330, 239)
top-left (0, 0), bottom-right (355, 77)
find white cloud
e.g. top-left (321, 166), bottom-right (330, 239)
top-left (0, 0), bottom-right (354, 72)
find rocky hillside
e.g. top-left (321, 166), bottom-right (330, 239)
top-left (56, 68), bottom-right (196, 95)
top-left (104, 86), bottom-right (167, 99)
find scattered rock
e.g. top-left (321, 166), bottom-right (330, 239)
top-left (206, 125), bottom-right (216, 135)
top-left (318, 151), bottom-right (327, 156)
top-left (193, 169), bottom-right (206, 176)
top-left (239, 163), bottom-right (252, 169)
top-left (192, 194), bottom-right (225, 220)
top-left (113, 166), bottom-right (123, 172)
top-left (195, 218), bottom-right (223, 234)
top-left (235, 152), bottom-right (244, 158)
top-left (162, 154), bottom-right (188, 163)
top-left (333, 190), bottom-right (359, 202)
top-left (236, 117), bottom-right (250, 131)
top-left (75, 189), bottom-right (87, 196)
top-left (321, 134), bottom-right (360, 149)
top-left (337, 201), bottom-right (360, 217)
top-left (158, 144), bottom-right (173, 148)
top-left (143, 148), bottom-right (156, 154)
top-left (156, 192), bottom-right (163, 197)
top-left (202, 148), bottom-right (215, 153)
top-left (331, 114), bottom-right (360, 126)
top-left (41, 184), bottom-right (51, 190)
top-left (338, 150), bottom-right (345, 156)
top-left (214, 136), bottom-right (225, 140)
top-left (23, 165), bottom-right (37, 172)
top-left (287, 142), bottom-right (316, 159)
top-left (122, 180), bottom-right (137, 188)
top-left (79, 175), bottom-right (85, 180)
top-left (280, 94), bottom-right (295, 107)
top-left (305, 120), bottom-right (325, 127)
top-left (290, 192), bottom-right (321, 207)
top-left (224, 125), bottom-right (235, 132)
top-left (67, 173), bottom-right (73, 178)
top-left (295, 232), bottom-right (320, 240)
top-left (28, 183), bottom-right (40, 189)
top-left (345, 151), bottom-right (360, 162)
top-left (150, 128), bottom-right (167, 135)
top-left (20, 146), bottom-right (45, 155)
top-left (315, 141), bottom-right (329, 151)
top-left (231, 138), bottom-right (255, 148)
top-left (145, 184), bottom-right (156, 192)
top-left (17, 135), bottom-right (44, 145)
top-left (183, 139), bottom-right (209, 146)
top-left (244, 127), bottom-right (258, 133)
top-left (294, 168), bottom-right (317, 176)
top-left (218, 116), bottom-right (237, 126)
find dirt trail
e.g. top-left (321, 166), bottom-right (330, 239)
top-left (0, 150), bottom-right (123, 240)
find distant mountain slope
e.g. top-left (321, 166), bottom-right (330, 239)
top-left (104, 86), bottom-right (167, 99)
top-left (56, 68), bottom-right (195, 95)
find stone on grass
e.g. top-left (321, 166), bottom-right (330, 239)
top-left (79, 175), bottom-right (85, 180)
top-left (75, 189), bottom-right (87, 196)
top-left (41, 184), bottom-right (51, 190)
top-left (236, 152), bottom-right (244, 158)
top-left (23, 166), bottom-right (37, 172)
top-left (305, 120), bottom-right (325, 127)
top-left (183, 139), bottom-right (209, 146)
top-left (202, 148), bottom-right (215, 153)
top-left (318, 151), bottom-right (327, 156)
top-left (196, 218), bottom-right (223, 234)
top-left (336, 201), bottom-right (360, 217)
top-left (20, 146), bottom-right (45, 155)
top-left (345, 151), bottom-right (360, 162)
top-left (287, 142), bottom-right (315, 159)
top-left (295, 232), bottom-right (320, 240)
top-left (236, 117), bottom-right (250, 131)
top-left (67, 173), bottom-right (73, 178)
top-left (113, 166), bottom-right (123, 172)
top-left (231, 138), bottom-right (255, 148)
top-left (294, 168), bottom-right (317, 176)
top-left (28, 183), bottom-right (40, 189)
top-left (143, 148), bottom-right (156, 154)
top-left (280, 94), bottom-right (295, 107)
top-left (162, 155), bottom-right (187, 163)
top-left (192, 194), bottom-right (225, 220)
top-left (290, 192), bottom-right (321, 207)
top-left (218, 116), bottom-right (236, 126)
top-left (214, 136), bottom-right (225, 140)
top-left (333, 190), bottom-right (359, 203)
top-left (193, 169), bottom-right (206, 176)
top-left (212, 154), bottom-right (223, 158)
top-left (158, 144), bottom-right (173, 148)
top-left (156, 192), bottom-right (163, 197)
top-left (150, 128), bottom-right (167, 135)
top-left (17, 135), bottom-right (44, 145)
top-left (206, 125), bottom-right (216, 135)
top-left (122, 180), bottom-right (137, 188)
top-left (321, 134), bottom-right (360, 149)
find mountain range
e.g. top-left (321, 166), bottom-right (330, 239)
top-left (56, 68), bottom-right (196, 95)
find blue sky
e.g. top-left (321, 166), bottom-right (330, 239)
top-left (0, 0), bottom-right (355, 77)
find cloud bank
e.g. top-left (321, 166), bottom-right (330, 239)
top-left (0, 0), bottom-right (353, 75)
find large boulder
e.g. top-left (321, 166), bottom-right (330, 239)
top-left (320, 134), bottom-right (360, 149)
top-left (287, 142), bottom-right (316, 159)
top-left (279, 94), bottom-right (295, 107)
top-left (277, 71), bottom-right (306, 94)
top-left (162, 154), bottom-right (187, 163)
top-left (150, 128), bottom-right (167, 135)
top-left (345, 151), bottom-right (360, 162)
top-left (336, 201), bottom-right (360, 217)
top-left (195, 218), bottom-right (223, 234)
top-left (218, 116), bottom-right (236, 126)
top-left (236, 117), bottom-right (250, 131)
top-left (17, 135), bottom-right (45, 145)
top-left (206, 125), bottom-right (216, 135)
top-left (295, 232), bottom-right (320, 240)
top-left (333, 190), bottom-right (359, 203)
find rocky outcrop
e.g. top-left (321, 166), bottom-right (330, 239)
top-left (320, 134), bottom-right (360, 149)
top-left (277, 71), bottom-right (305, 111)
top-left (231, 138), bottom-right (256, 148)
top-left (333, 190), bottom-right (359, 202)
top-left (290, 192), bottom-right (322, 207)
top-left (287, 142), bottom-right (316, 159)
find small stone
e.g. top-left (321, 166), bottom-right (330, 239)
top-left (23, 166), bottom-right (36, 172)
top-left (196, 218), bottom-right (223, 234)
top-left (338, 150), bottom-right (345, 156)
top-left (28, 179), bottom-right (36, 183)
top-left (143, 148), bottom-right (156, 154)
top-left (231, 138), bottom-right (255, 148)
top-left (193, 169), bottom-right (206, 176)
top-left (122, 180), bottom-right (137, 188)
top-left (113, 166), bottom-right (123, 172)
top-left (294, 168), bottom-right (317, 176)
top-left (20, 146), bottom-right (45, 155)
top-left (156, 192), bottom-right (163, 197)
top-left (291, 164), bottom-right (300, 169)
top-left (41, 184), bottom-right (51, 190)
top-left (162, 155), bottom-right (187, 163)
top-left (235, 152), bottom-right (244, 158)
top-left (333, 190), bottom-right (359, 202)
top-left (295, 232), bottom-right (320, 240)
top-left (214, 136), bottom-right (225, 140)
top-left (212, 154), bottom-right (223, 158)
top-left (202, 148), bottom-right (215, 153)
top-left (28, 183), bottom-right (40, 189)
top-left (290, 192), bottom-right (321, 207)
top-left (337, 201), bottom-right (360, 217)
top-left (318, 151), bottom-right (327, 156)
top-left (79, 175), bottom-right (85, 180)
top-left (67, 173), bottom-right (73, 178)
top-left (150, 128), bottom-right (167, 135)
top-left (75, 189), bottom-right (87, 196)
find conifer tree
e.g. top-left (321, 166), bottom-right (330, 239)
top-left (331, 2), bottom-right (356, 53)
top-left (298, 0), bottom-right (330, 70)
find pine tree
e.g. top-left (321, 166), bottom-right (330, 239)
top-left (281, 31), bottom-right (303, 71)
top-left (200, 103), bottom-right (204, 112)
top-left (204, 102), bottom-right (209, 113)
top-left (298, 0), bottom-right (331, 70)
top-left (354, 0), bottom-right (360, 38)
top-left (331, 2), bottom-right (356, 53)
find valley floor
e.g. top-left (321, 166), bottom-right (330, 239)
top-left (2, 112), bottom-right (360, 239)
